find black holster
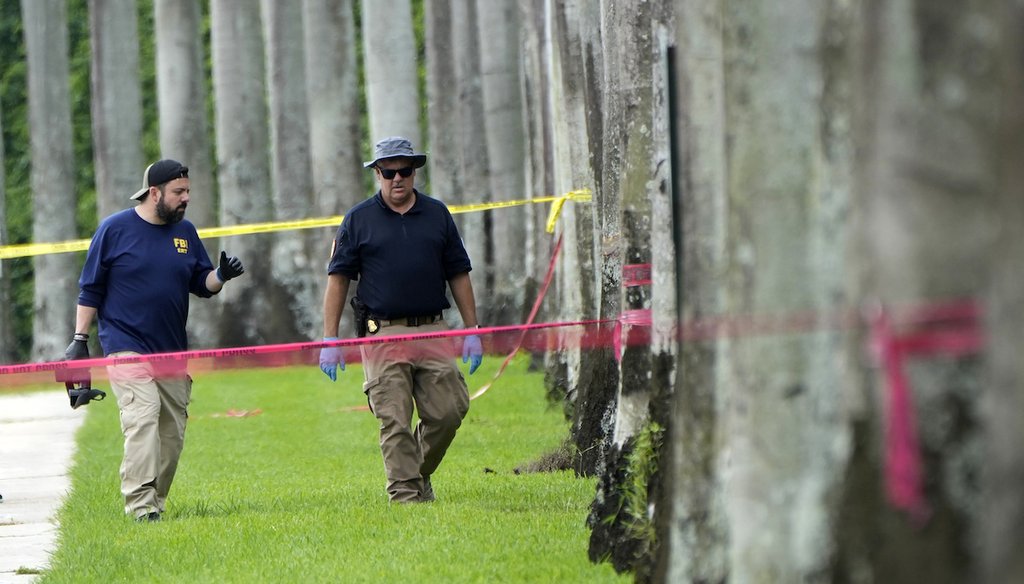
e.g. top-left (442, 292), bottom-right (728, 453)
top-left (55, 367), bottom-right (106, 409)
top-left (350, 296), bottom-right (369, 338)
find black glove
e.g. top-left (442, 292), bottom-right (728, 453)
top-left (217, 251), bottom-right (245, 282)
top-left (65, 334), bottom-right (89, 361)
top-left (58, 333), bottom-right (105, 409)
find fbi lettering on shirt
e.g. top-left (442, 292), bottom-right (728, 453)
top-left (174, 238), bottom-right (189, 254)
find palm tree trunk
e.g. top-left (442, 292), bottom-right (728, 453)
top-left (21, 0), bottom-right (78, 361)
top-left (88, 0), bottom-right (144, 220)
top-left (210, 0), bottom-right (277, 345)
top-left (547, 0), bottom-right (606, 476)
top-left (154, 0), bottom-right (220, 348)
top-left (261, 0), bottom-right (319, 341)
top-left (657, 0), bottom-right (729, 580)
top-left (476, 0), bottom-right (527, 325)
top-left (0, 105), bottom-right (11, 363)
top-left (303, 0), bottom-right (362, 217)
top-left (983, 5), bottom-right (1024, 577)
top-left (154, 0), bottom-right (214, 229)
top-left (302, 0), bottom-right (363, 332)
top-left (449, 0), bottom-right (490, 327)
top-left (425, 0), bottom-right (459, 204)
top-left (362, 0), bottom-right (421, 146)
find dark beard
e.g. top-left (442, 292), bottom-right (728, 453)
top-left (155, 196), bottom-right (186, 224)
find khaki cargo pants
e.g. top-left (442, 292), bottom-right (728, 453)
top-left (107, 352), bottom-right (191, 519)
top-left (360, 320), bottom-right (470, 502)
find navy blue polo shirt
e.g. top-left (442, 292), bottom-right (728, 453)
top-left (78, 208), bottom-right (217, 355)
top-left (327, 190), bottom-right (472, 318)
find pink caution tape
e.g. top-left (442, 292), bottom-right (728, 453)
top-left (622, 263), bottom-right (652, 287)
top-left (0, 320), bottom-right (610, 385)
top-left (868, 299), bottom-right (984, 525)
top-left (469, 234), bottom-right (564, 400)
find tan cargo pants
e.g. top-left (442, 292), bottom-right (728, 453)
top-left (107, 352), bottom-right (191, 519)
top-left (360, 320), bottom-right (470, 502)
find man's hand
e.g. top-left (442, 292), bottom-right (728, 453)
top-left (319, 337), bottom-right (346, 381)
top-left (65, 333), bottom-right (89, 361)
top-left (217, 251), bottom-right (245, 282)
top-left (462, 334), bottom-right (483, 375)
top-left (61, 333), bottom-right (105, 409)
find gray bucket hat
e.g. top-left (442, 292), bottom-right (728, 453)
top-left (363, 136), bottom-right (427, 169)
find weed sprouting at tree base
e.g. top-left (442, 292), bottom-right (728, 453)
top-left (587, 421), bottom-right (664, 576)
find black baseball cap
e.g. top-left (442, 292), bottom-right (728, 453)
top-left (130, 159), bottom-right (189, 201)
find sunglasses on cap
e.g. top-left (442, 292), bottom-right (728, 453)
top-left (377, 167), bottom-right (415, 180)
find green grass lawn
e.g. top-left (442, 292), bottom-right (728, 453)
top-left (39, 355), bottom-right (628, 583)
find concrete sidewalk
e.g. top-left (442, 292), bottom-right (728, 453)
top-left (0, 390), bottom-right (85, 584)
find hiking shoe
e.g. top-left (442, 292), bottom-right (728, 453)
top-left (420, 476), bottom-right (435, 503)
top-left (135, 511), bottom-right (161, 522)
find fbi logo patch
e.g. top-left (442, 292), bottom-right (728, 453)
top-left (174, 238), bottom-right (189, 254)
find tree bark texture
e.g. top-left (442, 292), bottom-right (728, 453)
top-left (425, 0), bottom-right (459, 206)
top-left (210, 0), bottom-right (279, 346)
top-left (604, 0), bottom-right (657, 447)
top-left (712, 0), bottom-right (856, 580)
top-left (476, 0), bottom-right (528, 325)
top-left (261, 0), bottom-right (319, 342)
top-left (643, 10), bottom-right (679, 584)
top-left (426, 0), bottom-right (484, 330)
top-left (587, 0), bottom-right (660, 572)
top-left (22, 0), bottom-right (78, 361)
top-left (838, 0), bottom-right (1004, 581)
top-left (546, 0), bottom-right (608, 477)
top-left (659, 3), bottom-right (730, 579)
top-left (657, 0), bottom-right (859, 580)
top-left (302, 0), bottom-right (363, 329)
top-left (154, 0), bottom-right (214, 229)
top-left (88, 0), bottom-right (143, 221)
top-left (517, 0), bottom-right (555, 333)
top-left (0, 106), bottom-right (11, 363)
top-left (981, 4), bottom-right (1024, 582)
top-left (449, 0), bottom-right (490, 328)
top-left (303, 0), bottom-right (363, 219)
top-left (648, 13), bottom-right (679, 411)
top-left (361, 0), bottom-right (421, 147)
top-left (155, 0), bottom-right (219, 348)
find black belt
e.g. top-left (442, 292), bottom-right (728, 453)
top-left (377, 314), bottom-right (443, 328)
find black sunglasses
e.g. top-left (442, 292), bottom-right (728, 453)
top-left (378, 167), bottom-right (415, 180)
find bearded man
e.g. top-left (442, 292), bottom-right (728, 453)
top-left (65, 159), bottom-right (245, 522)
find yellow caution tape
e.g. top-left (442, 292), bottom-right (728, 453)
top-left (0, 239), bottom-right (93, 258)
top-left (0, 189), bottom-right (592, 260)
top-left (545, 191), bottom-right (584, 234)
top-left (197, 216), bottom-right (345, 239)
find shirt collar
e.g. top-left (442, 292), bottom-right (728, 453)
top-left (373, 189), bottom-right (424, 215)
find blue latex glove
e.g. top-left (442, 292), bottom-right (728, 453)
top-left (319, 337), bottom-right (345, 381)
top-left (462, 334), bottom-right (483, 375)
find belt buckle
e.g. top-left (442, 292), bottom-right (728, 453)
top-left (405, 314), bottom-right (438, 327)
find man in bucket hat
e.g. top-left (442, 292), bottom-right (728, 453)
top-left (319, 136), bottom-right (484, 503)
top-left (64, 159), bottom-right (245, 522)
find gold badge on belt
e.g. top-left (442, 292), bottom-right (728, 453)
top-left (366, 318), bottom-right (380, 334)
